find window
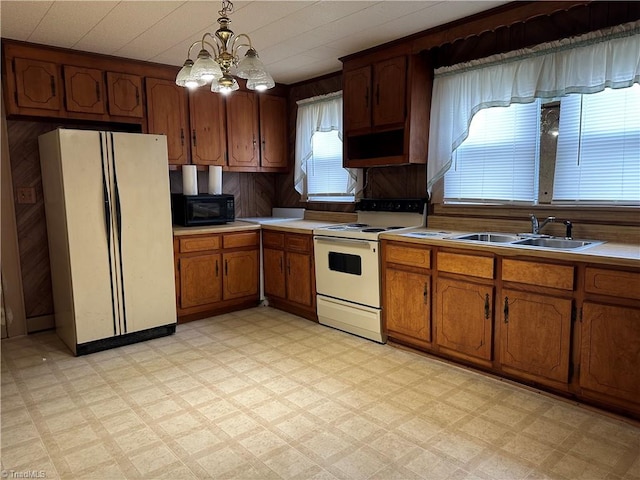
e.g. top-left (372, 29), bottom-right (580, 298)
top-left (294, 91), bottom-right (359, 202)
top-left (553, 85), bottom-right (640, 204)
top-left (306, 130), bottom-right (353, 202)
top-left (444, 86), bottom-right (640, 205)
top-left (445, 101), bottom-right (540, 203)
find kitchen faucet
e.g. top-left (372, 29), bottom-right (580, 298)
top-left (529, 214), bottom-right (556, 235)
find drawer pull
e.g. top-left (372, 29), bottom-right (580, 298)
top-left (485, 293), bottom-right (490, 319)
top-left (504, 296), bottom-right (509, 323)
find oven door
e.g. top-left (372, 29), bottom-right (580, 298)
top-left (313, 235), bottom-right (380, 308)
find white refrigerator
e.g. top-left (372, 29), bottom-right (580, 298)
top-left (38, 129), bottom-right (177, 355)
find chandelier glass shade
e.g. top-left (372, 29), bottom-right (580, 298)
top-left (175, 0), bottom-right (273, 93)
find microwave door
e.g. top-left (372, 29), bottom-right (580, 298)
top-left (190, 202), bottom-right (222, 221)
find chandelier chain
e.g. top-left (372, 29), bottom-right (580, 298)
top-left (219, 0), bottom-right (233, 17)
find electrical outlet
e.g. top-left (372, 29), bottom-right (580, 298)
top-left (16, 187), bottom-right (36, 204)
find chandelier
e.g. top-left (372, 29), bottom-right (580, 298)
top-left (175, 0), bottom-right (274, 94)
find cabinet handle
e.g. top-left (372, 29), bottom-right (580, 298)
top-left (192, 129), bottom-right (197, 147)
top-left (376, 84), bottom-right (380, 105)
top-left (50, 75), bottom-right (56, 96)
top-left (225, 259), bottom-right (228, 276)
top-left (365, 87), bottom-right (369, 108)
top-left (287, 259), bottom-right (291, 275)
top-left (215, 259), bottom-right (219, 277)
top-left (423, 281), bottom-right (429, 305)
top-left (96, 81), bottom-right (101, 101)
top-left (180, 128), bottom-right (185, 146)
top-left (484, 293), bottom-right (490, 319)
top-left (135, 87), bottom-right (140, 105)
top-left (504, 296), bottom-right (509, 324)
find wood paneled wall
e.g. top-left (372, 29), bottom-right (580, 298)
top-left (169, 170), bottom-right (276, 218)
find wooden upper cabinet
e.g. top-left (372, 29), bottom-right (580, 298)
top-left (372, 56), bottom-right (406, 127)
top-left (106, 72), bottom-right (143, 118)
top-left (259, 95), bottom-right (288, 170)
top-left (343, 56), bottom-right (406, 133)
top-left (226, 91), bottom-right (260, 169)
top-left (13, 57), bottom-right (61, 111)
top-left (189, 87), bottom-right (227, 166)
top-left (145, 78), bottom-right (189, 165)
top-left (63, 65), bottom-right (105, 114)
top-left (344, 66), bottom-right (372, 131)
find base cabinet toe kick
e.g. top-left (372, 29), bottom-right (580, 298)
top-left (381, 239), bottom-right (640, 420)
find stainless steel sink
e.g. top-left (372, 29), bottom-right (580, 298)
top-left (512, 237), bottom-right (603, 250)
top-left (450, 232), bottom-right (521, 243)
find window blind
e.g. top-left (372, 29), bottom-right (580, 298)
top-left (444, 101), bottom-right (540, 203)
top-left (307, 130), bottom-right (353, 201)
top-left (553, 85), bottom-right (640, 204)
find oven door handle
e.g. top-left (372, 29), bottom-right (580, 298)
top-left (314, 236), bottom-right (374, 248)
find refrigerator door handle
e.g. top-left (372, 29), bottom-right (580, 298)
top-left (110, 133), bottom-right (127, 334)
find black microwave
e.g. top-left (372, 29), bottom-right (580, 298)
top-left (171, 194), bottom-right (235, 226)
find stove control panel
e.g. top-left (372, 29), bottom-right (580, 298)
top-left (356, 198), bottom-right (428, 213)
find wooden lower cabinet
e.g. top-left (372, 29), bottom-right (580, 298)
top-left (580, 265), bottom-right (640, 415)
top-left (382, 242), bottom-right (432, 348)
top-left (263, 230), bottom-right (316, 320)
top-left (179, 253), bottom-right (222, 308)
top-left (385, 268), bottom-right (431, 344)
top-left (174, 230), bottom-right (259, 322)
top-left (436, 277), bottom-right (493, 365)
top-left (580, 302), bottom-right (640, 407)
top-left (500, 289), bottom-right (573, 386)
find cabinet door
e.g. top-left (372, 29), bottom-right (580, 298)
top-left (436, 278), bottom-right (493, 362)
top-left (286, 252), bottom-right (314, 307)
top-left (372, 56), bottom-right (406, 127)
top-left (259, 95), bottom-right (288, 169)
top-left (344, 66), bottom-right (371, 132)
top-left (106, 72), bottom-right (143, 118)
top-left (145, 78), bottom-right (189, 165)
top-left (384, 267), bottom-right (431, 342)
top-left (581, 302), bottom-right (640, 404)
top-left (189, 87), bottom-right (227, 165)
top-left (64, 65), bottom-right (105, 114)
top-left (179, 253), bottom-right (222, 308)
top-left (226, 91), bottom-right (259, 169)
top-left (13, 57), bottom-right (61, 110)
top-left (500, 289), bottom-right (572, 384)
top-left (223, 249), bottom-right (259, 299)
top-left (264, 248), bottom-right (286, 299)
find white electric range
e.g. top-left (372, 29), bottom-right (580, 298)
top-left (313, 198), bottom-right (428, 343)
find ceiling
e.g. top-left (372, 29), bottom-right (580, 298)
top-left (0, 1), bottom-right (509, 85)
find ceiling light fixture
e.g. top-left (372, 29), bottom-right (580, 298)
top-left (175, 0), bottom-right (274, 94)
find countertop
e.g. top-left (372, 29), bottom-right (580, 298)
top-left (261, 219), bottom-right (342, 234)
top-left (380, 228), bottom-right (640, 268)
top-left (172, 221), bottom-right (260, 236)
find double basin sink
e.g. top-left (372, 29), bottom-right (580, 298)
top-left (448, 232), bottom-right (603, 251)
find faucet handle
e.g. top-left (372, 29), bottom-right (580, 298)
top-left (563, 220), bottom-right (573, 239)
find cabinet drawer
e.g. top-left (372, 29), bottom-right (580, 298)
top-left (223, 231), bottom-right (259, 249)
top-left (179, 235), bottom-right (220, 253)
top-left (585, 268), bottom-right (640, 300)
top-left (263, 231), bottom-right (285, 249)
top-left (502, 259), bottom-right (573, 290)
top-left (386, 244), bottom-right (430, 269)
top-left (437, 252), bottom-right (493, 279)
top-left (285, 234), bottom-right (311, 253)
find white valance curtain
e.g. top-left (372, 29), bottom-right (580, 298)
top-left (294, 91), bottom-right (358, 200)
top-left (427, 21), bottom-right (640, 193)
